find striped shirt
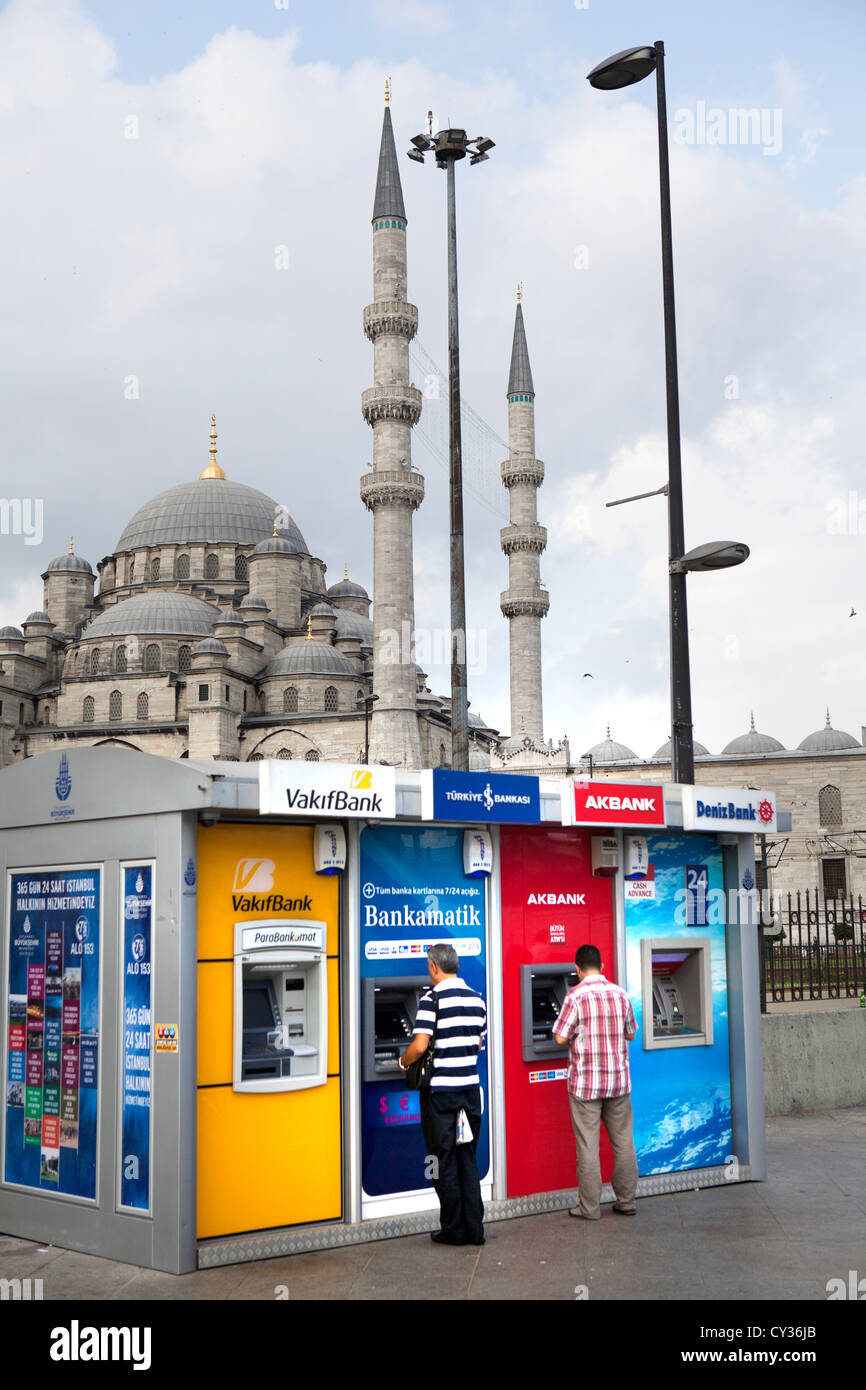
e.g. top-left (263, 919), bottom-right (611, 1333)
top-left (413, 978), bottom-right (486, 1089)
top-left (553, 974), bottom-right (636, 1100)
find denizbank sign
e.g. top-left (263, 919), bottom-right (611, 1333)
top-left (682, 785), bottom-right (777, 835)
top-left (259, 763), bottom-right (396, 819)
top-left (421, 770), bottom-right (541, 823)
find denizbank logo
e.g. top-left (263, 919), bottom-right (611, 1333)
top-left (422, 770), bottom-right (541, 823)
top-left (259, 762), bottom-right (396, 818)
top-left (682, 785), bottom-right (776, 835)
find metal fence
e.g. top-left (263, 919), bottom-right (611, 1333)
top-left (761, 891), bottom-right (866, 1008)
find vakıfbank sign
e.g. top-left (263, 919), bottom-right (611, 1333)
top-left (259, 762), bottom-right (396, 819)
top-left (681, 786), bottom-right (777, 835)
top-left (420, 770), bottom-right (541, 823)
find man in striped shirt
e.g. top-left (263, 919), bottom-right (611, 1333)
top-left (398, 944), bottom-right (486, 1246)
top-left (553, 943), bottom-right (639, 1220)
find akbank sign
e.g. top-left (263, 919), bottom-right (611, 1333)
top-left (421, 770), bottom-right (541, 824)
top-left (682, 785), bottom-right (777, 835)
top-left (259, 762), bottom-right (396, 819)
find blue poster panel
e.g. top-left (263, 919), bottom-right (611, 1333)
top-left (360, 825), bottom-right (489, 1199)
top-left (625, 835), bottom-right (731, 1174)
top-left (5, 867), bottom-right (100, 1198)
top-left (119, 865), bottom-right (152, 1212)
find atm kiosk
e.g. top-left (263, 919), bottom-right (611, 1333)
top-left (641, 938), bottom-right (713, 1049)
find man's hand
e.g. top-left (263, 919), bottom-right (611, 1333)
top-left (399, 1032), bottom-right (429, 1071)
top-left (554, 1033), bottom-right (568, 1047)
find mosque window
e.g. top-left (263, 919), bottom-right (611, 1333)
top-left (145, 644), bottom-right (160, 671)
top-left (90, 649), bottom-right (100, 674)
top-left (276, 748), bottom-right (292, 760)
top-left (178, 645), bottom-right (192, 673)
top-left (821, 858), bottom-right (846, 899)
top-left (205, 553), bottom-right (219, 580)
top-left (109, 690), bottom-right (122, 720)
top-left (248, 753), bottom-right (263, 762)
top-left (128, 558), bottom-right (135, 583)
top-left (819, 785), bottom-right (842, 827)
top-left (283, 687), bottom-right (298, 713)
top-left (137, 692), bottom-right (149, 720)
top-left (151, 558), bottom-right (160, 581)
top-left (198, 684), bottom-right (209, 702)
top-left (305, 750), bottom-right (320, 761)
top-left (235, 554), bottom-right (248, 581)
top-left (82, 696), bottom-right (94, 723)
top-left (440, 743), bottom-right (447, 767)
top-left (324, 686), bottom-right (338, 713)
top-left (116, 645), bottom-right (127, 673)
top-left (176, 554), bottom-right (190, 580)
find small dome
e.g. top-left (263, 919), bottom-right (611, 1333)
top-left (251, 534), bottom-right (301, 557)
top-left (334, 610), bottom-right (373, 642)
top-left (722, 714), bottom-right (785, 756)
top-left (23, 611), bottom-right (54, 625)
top-left (498, 733), bottom-right (548, 755)
top-left (798, 711), bottom-right (860, 753)
top-left (582, 726), bottom-right (638, 763)
top-left (327, 575), bottom-right (369, 601)
top-left (82, 593), bottom-right (221, 639)
top-left (193, 638), bottom-right (228, 656)
top-left (653, 736), bottom-right (711, 759)
top-left (264, 641), bottom-right (357, 679)
top-left (310, 602), bottom-right (337, 618)
top-left (469, 743), bottom-right (491, 771)
top-left (45, 551), bottom-right (93, 575)
top-left (213, 608), bottom-right (244, 625)
top-left (0, 625), bottom-right (24, 640)
top-left (239, 593), bottom-right (269, 611)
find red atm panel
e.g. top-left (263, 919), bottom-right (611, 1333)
top-left (501, 825), bottom-right (616, 1199)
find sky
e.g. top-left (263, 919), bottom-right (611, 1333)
top-left (0, 0), bottom-right (864, 760)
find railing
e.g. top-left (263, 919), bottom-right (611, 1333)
top-left (761, 890), bottom-right (866, 1006)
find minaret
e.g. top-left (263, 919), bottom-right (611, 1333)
top-left (500, 289), bottom-right (548, 739)
top-left (360, 85), bottom-right (424, 767)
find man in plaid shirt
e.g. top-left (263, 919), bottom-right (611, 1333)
top-left (553, 943), bottom-right (639, 1220)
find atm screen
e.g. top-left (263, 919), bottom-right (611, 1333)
top-left (244, 980), bottom-right (279, 1030)
top-left (375, 1005), bottom-right (411, 1042)
top-left (533, 990), bottom-right (560, 1027)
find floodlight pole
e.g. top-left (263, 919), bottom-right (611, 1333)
top-left (445, 154), bottom-right (469, 772)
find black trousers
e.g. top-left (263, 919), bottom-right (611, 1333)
top-left (420, 1086), bottom-right (484, 1243)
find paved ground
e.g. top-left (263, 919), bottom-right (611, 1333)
top-left (1, 1107), bottom-right (863, 1301)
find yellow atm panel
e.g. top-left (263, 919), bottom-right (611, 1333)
top-left (196, 823), bottom-right (341, 1238)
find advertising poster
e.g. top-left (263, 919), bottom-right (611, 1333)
top-left (119, 864), bottom-right (152, 1212)
top-left (624, 835), bottom-right (732, 1174)
top-left (360, 825), bottom-right (489, 1200)
top-left (5, 867), bottom-right (101, 1199)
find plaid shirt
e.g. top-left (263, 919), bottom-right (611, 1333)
top-left (553, 974), bottom-right (636, 1100)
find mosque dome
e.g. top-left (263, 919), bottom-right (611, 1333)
top-left (44, 550), bottom-right (93, 575)
top-left (238, 594), bottom-right (269, 611)
top-left (498, 733), bottom-right (548, 755)
top-left (327, 574), bottom-right (370, 601)
top-left (83, 593), bottom-right (221, 639)
top-left (582, 727), bottom-right (637, 763)
top-left (652, 736), bottom-right (711, 759)
top-left (334, 611), bottom-right (373, 642)
top-left (310, 602), bottom-right (337, 618)
top-left (115, 478), bottom-right (308, 553)
top-left (23, 611), bottom-right (54, 625)
top-left (213, 609), bottom-right (245, 626)
top-left (263, 642), bottom-right (357, 679)
top-left (722, 714), bottom-right (785, 756)
top-left (0, 625), bottom-right (24, 640)
top-left (251, 533), bottom-right (302, 557)
top-left (193, 638), bottom-right (229, 656)
top-left (797, 712), bottom-right (860, 753)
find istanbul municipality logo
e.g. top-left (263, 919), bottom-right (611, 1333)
top-left (55, 753), bottom-right (71, 801)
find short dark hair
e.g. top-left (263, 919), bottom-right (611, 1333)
top-left (575, 943), bottom-right (602, 972)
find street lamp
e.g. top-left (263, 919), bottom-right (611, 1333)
top-left (589, 42), bottom-right (748, 785)
top-left (356, 690), bottom-right (379, 765)
top-left (407, 121), bottom-right (494, 771)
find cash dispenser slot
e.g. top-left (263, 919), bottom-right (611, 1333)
top-left (233, 920), bottom-right (327, 1093)
top-left (641, 937), bottom-right (713, 1050)
top-left (362, 976), bottom-right (429, 1082)
top-left (520, 963), bottom-right (578, 1062)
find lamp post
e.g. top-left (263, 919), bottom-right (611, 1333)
top-left (407, 122), bottom-right (494, 771)
top-left (356, 690), bottom-right (379, 764)
top-left (589, 42), bottom-right (747, 785)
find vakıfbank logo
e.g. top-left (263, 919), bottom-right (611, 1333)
top-left (233, 859), bottom-right (276, 893)
top-left (230, 857), bottom-right (313, 914)
top-left (259, 761), bottom-right (396, 818)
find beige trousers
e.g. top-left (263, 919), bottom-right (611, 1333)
top-left (568, 1092), bottom-right (639, 1219)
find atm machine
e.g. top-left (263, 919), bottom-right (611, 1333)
top-left (641, 938), bottom-right (713, 1050)
top-left (519, 964), bottom-right (578, 1062)
top-left (233, 920), bottom-right (327, 1092)
top-left (362, 977), bottom-right (429, 1082)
